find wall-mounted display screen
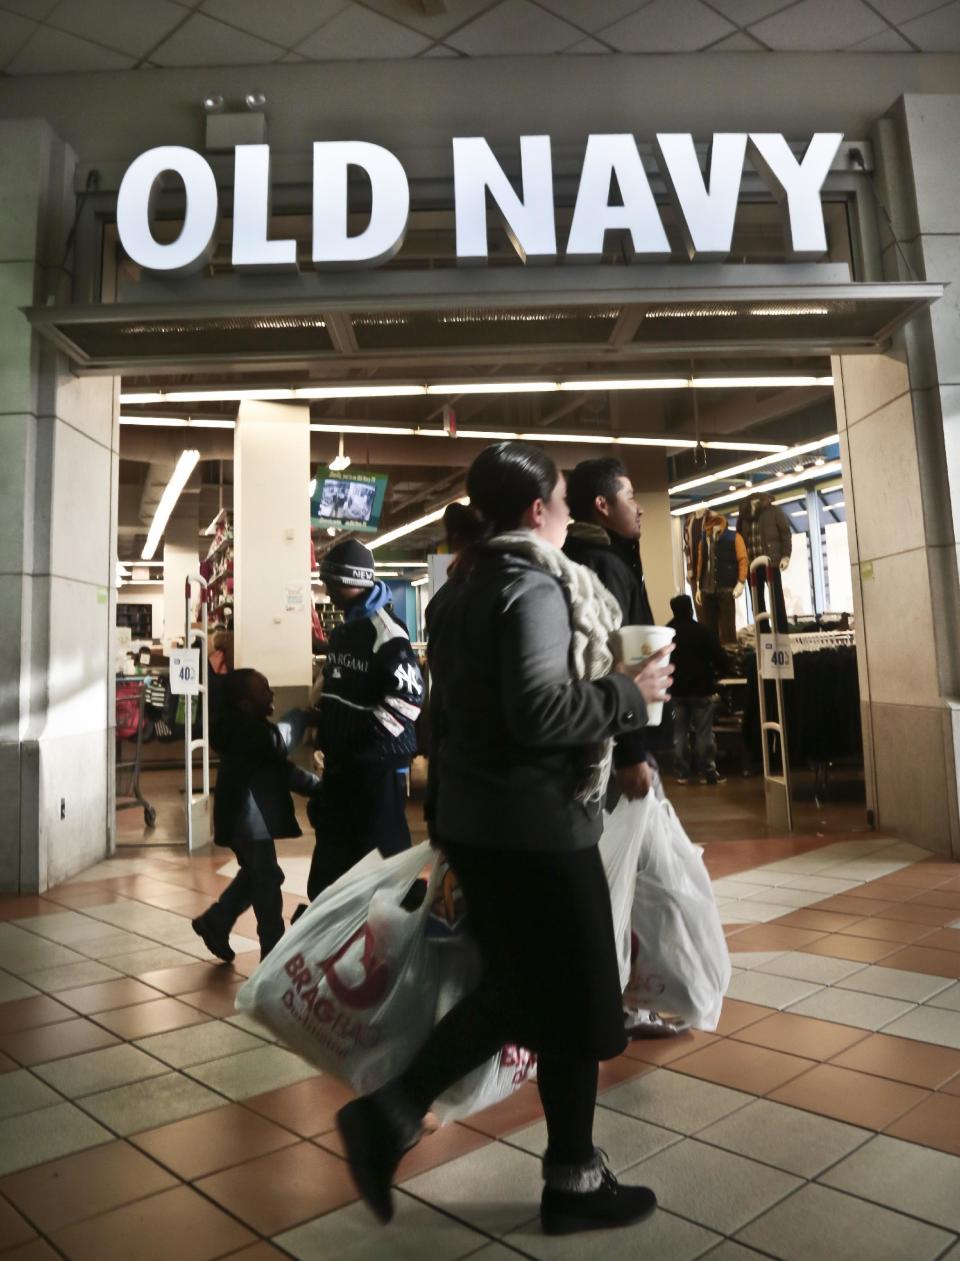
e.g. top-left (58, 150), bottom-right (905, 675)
top-left (311, 469), bottom-right (388, 534)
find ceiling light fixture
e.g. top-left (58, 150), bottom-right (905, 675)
top-left (329, 434), bottom-right (351, 473)
top-left (411, 577), bottom-right (429, 588)
top-left (244, 91), bottom-right (267, 110)
top-left (369, 497), bottom-right (470, 552)
top-left (202, 94), bottom-right (224, 113)
top-left (668, 436), bottom-right (838, 496)
top-left (141, 449), bottom-right (200, 560)
top-left (691, 376), bottom-right (833, 388)
top-left (672, 460), bottom-right (843, 517)
top-left (296, 384), bottom-right (426, 400)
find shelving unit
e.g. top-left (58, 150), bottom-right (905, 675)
top-left (202, 509), bottom-right (234, 626)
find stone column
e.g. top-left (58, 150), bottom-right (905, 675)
top-left (832, 92), bottom-right (960, 857)
top-left (0, 119), bottom-right (119, 891)
top-left (620, 451), bottom-right (676, 624)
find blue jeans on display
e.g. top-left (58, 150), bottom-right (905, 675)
top-left (672, 698), bottom-right (718, 778)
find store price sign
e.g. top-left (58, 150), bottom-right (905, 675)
top-left (760, 637), bottom-right (795, 680)
top-left (170, 648), bottom-right (201, 695)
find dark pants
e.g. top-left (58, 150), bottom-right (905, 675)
top-left (752, 567), bottom-right (789, 633)
top-left (306, 762), bottom-right (412, 901)
top-left (699, 589), bottom-right (737, 644)
top-left (208, 839), bottom-right (285, 956)
top-left (672, 698), bottom-right (718, 777)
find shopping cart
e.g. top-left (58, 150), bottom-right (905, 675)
top-left (116, 678), bottom-right (157, 828)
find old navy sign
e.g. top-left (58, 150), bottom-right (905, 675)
top-left (116, 132), bottom-right (843, 277)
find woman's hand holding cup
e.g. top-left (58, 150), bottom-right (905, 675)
top-left (620, 644), bottom-right (674, 706)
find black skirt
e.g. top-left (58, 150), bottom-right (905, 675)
top-left (441, 840), bottom-right (627, 1063)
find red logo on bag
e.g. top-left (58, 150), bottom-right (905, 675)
top-left (319, 925), bottom-right (390, 1010)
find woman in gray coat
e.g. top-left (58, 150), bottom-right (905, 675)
top-left (336, 442), bottom-right (673, 1237)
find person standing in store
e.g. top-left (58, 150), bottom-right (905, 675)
top-left (192, 668), bottom-right (320, 962)
top-left (295, 537), bottom-right (423, 918)
top-left (336, 441), bottom-right (673, 1237)
top-left (667, 594), bottom-right (729, 786)
top-left (562, 455), bottom-right (687, 1039)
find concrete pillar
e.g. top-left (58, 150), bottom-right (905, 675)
top-left (234, 401), bottom-right (312, 710)
top-left (0, 119), bottom-right (119, 891)
top-left (162, 509), bottom-right (200, 648)
top-left (832, 92), bottom-right (960, 857)
top-left (620, 452), bottom-right (676, 624)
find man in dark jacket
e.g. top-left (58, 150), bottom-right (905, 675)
top-left (192, 668), bottom-right (320, 962)
top-left (304, 536), bottom-right (424, 903)
top-left (563, 457), bottom-right (656, 803)
top-left (668, 595), bottom-right (729, 785)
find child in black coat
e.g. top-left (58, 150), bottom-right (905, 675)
top-left (192, 669), bottom-right (320, 962)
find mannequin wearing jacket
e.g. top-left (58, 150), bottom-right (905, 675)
top-left (695, 512), bottom-right (747, 645)
top-left (737, 492), bottom-right (792, 633)
top-left (683, 508), bottom-right (708, 588)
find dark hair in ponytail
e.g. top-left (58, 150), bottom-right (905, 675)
top-left (466, 442), bottom-right (560, 535)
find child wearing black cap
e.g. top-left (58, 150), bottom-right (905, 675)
top-left (296, 536), bottom-right (424, 914)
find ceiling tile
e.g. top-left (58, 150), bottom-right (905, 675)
top-left (362, 0), bottom-right (500, 39)
top-left (49, 0), bottom-right (186, 57)
top-left (420, 43), bottom-right (462, 57)
top-left (447, 0), bottom-right (584, 53)
top-left (707, 0), bottom-right (798, 23)
top-left (848, 26), bottom-right (914, 47)
top-left (7, 23), bottom-right (134, 72)
top-left (1, 0), bottom-right (57, 16)
top-left (564, 34), bottom-right (616, 50)
top-left (296, 6), bottom-right (431, 58)
top-left (151, 11), bottom-right (285, 65)
top-left (199, 0), bottom-right (348, 48)
top-left (0, 10), bottom-right (37, 68)
top-left (749, 0), bottom-right (887, 48)
top-left (868, 0), bottom-right (954, 21)
top-left (899, 0), bottom-right (960, 47)
top-left (709, 29), bottom-right (768, 47)
top-left (536, 0), bottom-right (654, 33)
top-left (601, 0), bottom-right (735, 50)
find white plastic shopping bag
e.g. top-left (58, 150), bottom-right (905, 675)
top-left (599, 793), bottom-right (657, 990)
top-left (236, 841), bottom-right (440, 1096)
top-left (621, 794), bottom-right (731, 1030)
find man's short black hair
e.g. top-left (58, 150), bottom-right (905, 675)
top-left (566, 458), bottom-right (630, 523)
top-left (671, 594), bottom-right (694, 619)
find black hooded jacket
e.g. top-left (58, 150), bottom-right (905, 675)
top-left (212, 712), bottom-right (320, 846)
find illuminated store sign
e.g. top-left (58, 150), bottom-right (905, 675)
top-left (116, 132), bottom-right (843, 277)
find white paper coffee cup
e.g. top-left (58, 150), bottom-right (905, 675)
top-left (613, 625), bottom-right (676, 726)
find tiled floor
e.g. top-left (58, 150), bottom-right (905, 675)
top-left (2, 833), bottom-right (960, 1258)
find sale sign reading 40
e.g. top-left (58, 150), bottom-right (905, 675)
top-left (760, 637), bottom-right (795, 680)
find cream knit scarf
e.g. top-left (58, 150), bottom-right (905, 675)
top-left (487, 529), bottom-right (623, 804)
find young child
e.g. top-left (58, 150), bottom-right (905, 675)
top-left (192, 668), bottom-right (320, 962)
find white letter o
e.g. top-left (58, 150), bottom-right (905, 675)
top-left (117, 146), bottom-right (218, 276)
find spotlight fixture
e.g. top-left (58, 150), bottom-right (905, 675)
top-left (202, 94), bottom-right (224, 113)
top-left (329, 434), bottom-right (352, 473)
top-left (693, 441), bottom-right (707, 468)
top-left (244, 91), bottom-right (267, 111)
top-left (794, 463), bottom-right (805, 473)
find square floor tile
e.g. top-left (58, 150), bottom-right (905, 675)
top-left (829, 1031), bottom-right (960, 1089)
top-left (0, 1195), bottom-right (36, 1249)
top-left (20, 961), bottom-right (124, 993)
top-left (0, 1069), bottom-right (62, 1121)
top-left (0, 1102), bottom-right (111, 1176)
top-left (671, 1039), bottom-right (815, 1096)
top-left (403, 1141), bottom-right (543, 1238)
top-left (881, 1005), bottom-right (960, 1050)
top-left (720, 925), bottom-right (827, 953)
top-left (56, 978), bottom-right (164, 1015)
top-left (877, 945), bottom-right (960, 979)
top-left (177, 983), bottom-right (245, 1018)
top-left (49, 1183), bottom-right (255, 1261)
top-left (277, 1189), bottom-right (491, 1261)
top-left (698, 1097), bottom-right (870, 1178)
top-left (774, 909), bottom-right (866, 933)
top-left (631, 1138), bottom-right (800, 1234)
top-left (186, 1045), bottom-right (318, 1101)
top-left (459, 1081), bottom-right (544, 1138)
top-left (725, 971), bottom-right (824, 1011)
top-left (78, 1071), bottom-right (227, 1136)
top-left (803, 934), bottom-right (901, 964)
top-left (92, 997), bottom-right (212, 1039)
top-left (134, 1019), bottom-right (265, 1069)
top-left (727, 952), bottom-right (788, 971)
top-left (0, 1237), bottom-right (59, 1259)
top-left (136, 961), bottom-right (240, 996)
top-left (0, 975), bottom-right (40, 1005)
top-left (0, 942), bottom-right (88, 977)
top-left (715, 999), bottom-right (772, 1036)
top-left (840, 918), bottom-right (937, 944)
top-left (835, 965), bottom-right (954, 1004)
top-left (72, 931), bottom-right (161, 961)
top-left (874, 902), bottom-right (959, 927)
top-left (755, 952), bottom-right (866, 985)
top-left (821, 1134), bottom-right (960, 1231)
top-left (131, 1101), bottom-right (299, 1180)
top-left (505, 1205), bottom-right (721, 1260)
top-left (600, 1067), bottom-right (754, 1134)
top-left (0, 1018), bottom-right (120, 1066)
top-left (785, 988), bottom-right (914, 1031)
top-left (224, 1013), bottom-right (280, 1043)
top-left (732, 1011), bottom-right (868, 1061)
top-left (241, 1074), bottom-right (355, 1139)
top-left (886, 1092), bottom-right (960, 1156)
top-left (598, 1053), bottom-right (656, 1088)
top-left (507, 1106), bottom-right (681, 1175)
top-left (387, 1121), bottom-right (493, 1183)
top-left (927, 982), bottom-right (960, 1011)
top-left (219, 1247), bottom-right (289, 1261)
top-left (196, 1141), bottom-right (356, 1235)
top-left (94, 945), bottom-right (199, 975)
top-left (736, 1181), bottom-right (953, 1260)
top-left (622, 1028), bottom-right (719, 1067)
top-left (768, 1063), bottom-right (929, 1130)
top-left (32, 1043), bottom-right (168, 1098)
top-left (0, 995), bottom-right (75, 1033)
top-left (0, 1140), bottom-right (177, 1231)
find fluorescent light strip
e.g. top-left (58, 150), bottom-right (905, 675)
top-left (671, 461), bottom-right (843, 517)
top-left (369, 498), bottom-right (469, 552)
top-left (141, 449), bottom-right (200, 560)
top-left (121, 376), bottom-right (834, 406)
top-left (411, 577), bottom-right (429, 588)
top-left (669, 435), bottom-right (838, 495)
top-left (120, 416), bottom-right (237, 429)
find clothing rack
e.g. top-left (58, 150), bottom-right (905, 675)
top-left (790, 630), bottom-right (856, 653)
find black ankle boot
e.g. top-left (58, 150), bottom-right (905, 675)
top-left (191, 913), bottom-right (235, 963)
top-left (540, 1149), bottom-right (657, 1235)
top-left (336, 1083), bottom-right (424, 1224)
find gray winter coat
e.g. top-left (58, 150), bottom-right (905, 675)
top-left (426, 548), bottom-right (648, 853)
